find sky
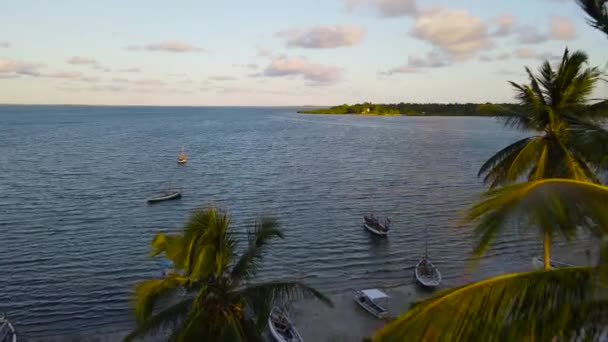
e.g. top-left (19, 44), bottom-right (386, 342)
top-left (1, 0), bottom-right (607, 106)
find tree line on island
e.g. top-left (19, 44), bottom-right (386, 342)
top-left (124, 1), bottom-right (608, 341)
top-left (298, 102), bottom-right (528, 116)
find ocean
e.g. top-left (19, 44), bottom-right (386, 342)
top-left (0, 105), bottom-right (593, 339)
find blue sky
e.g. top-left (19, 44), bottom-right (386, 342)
top-left (1, 0), bottom-right (607, 105)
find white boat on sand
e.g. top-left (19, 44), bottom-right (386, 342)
top-left (268, 306), bottom-right (303, 342)
top-left (0, 313), bottom-right (16, 342)
top-left (353, 289), bottom-right (389, 319)
top-left (532, 256), bottom-right (574, 270)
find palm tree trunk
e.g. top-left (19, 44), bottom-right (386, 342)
top-left (543, 232), bottom-right (551, 270)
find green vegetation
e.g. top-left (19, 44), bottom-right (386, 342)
top-left (126, 207), bottom-right (331, 342)
top-left (578, 0), bottom-right (608, 36)
top-left (298, 102), bottom-right (520, 116)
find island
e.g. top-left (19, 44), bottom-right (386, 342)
top-left (298, 102), bottom-right (521, 116)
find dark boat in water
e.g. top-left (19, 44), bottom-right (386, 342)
top-left (363, 214), bottom-right (390, 236)
top-left (147, 191), bottom-right (181, 203)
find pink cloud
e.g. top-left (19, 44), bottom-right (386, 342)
top-left (127, 40), bottom-right (205, 53)
top-left (263, 56), bottom-right (341, 83)
top-left (278, 25), bottom-right (365, 48)
top-left (550, 16), bottom-right (576, 40)
top-left (345, 0), bottom-right (416, 17)
top-left (67, 56), bottom-right (98, 65)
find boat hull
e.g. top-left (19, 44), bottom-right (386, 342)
top-left (353, 291), bottom-right (388, 319)
top-left (0, 320), bottom-right (16, 342)
top-left (415, 259), bottom-right (442, 288)
top-left (147, 192), bottom-right (182, 203)
top-left (363, 223), bottom-right (388, 236)
top-left (531, 256), bottom-right (574, 270)
top-left (268, 307), bottom-right (303, 342)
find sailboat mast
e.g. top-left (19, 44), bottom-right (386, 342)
top-left (425, 226), bottom-right (429, 258)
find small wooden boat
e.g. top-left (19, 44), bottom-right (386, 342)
top-left (177, 148), bottom-right (187, 164)
top-left (415, 257), bottom-right (442, 288)
top-left (268, 306), bottom-right (303, 342)
top-left (353, 289), bottom-right (389, 319)
top-left (532, 256), bottom-right (574, 270)
top-left (363, 215), bottom-right (390, 236)
top-left (0, 313), bottom-right (17, 342)
top-left (147, 191), bottom-right (181, 203)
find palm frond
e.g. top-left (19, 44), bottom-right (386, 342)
top-left (230, 217), bottom-right (283, 284)
top-left (131, 273), bottom-right (189, 322)
top-left (124, 299), bottom-right (192, 342)
top-left (577, 0), bottom-right (608, 37)
top-left (466, 179), bottom-right (608, 258)
top-left (238, 280), bottom-right (333, 329)
top-left (478, 137), bottom-right (533, 178)
top-left (373, 268), bottom-right (601, 342)
top-left (504, 137), bottom-right (545, 182)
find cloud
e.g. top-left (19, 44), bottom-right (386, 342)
top-left (345, 0), bottom-right (417, 17)
top-left (492, 14), bottom-right (515, 36)
top-left (550, 16), bottom-right (576, 40)
top-left (514, 48), bottom-right (560, 61)
top-left (479, 55), bottom-right (493, 62)
top-left (278, 25), bottom-right (365, 48)
top-left (46, 71), bottom-right (83, 79)
top-left (257, 46), bottom-right (274, 58)
top-left (87, 85), bottom-right (125, 92)
top-left (495, 52), bottom-right (511, 60)
top-left (495, 68), bottom-right (520, 75)
top-left (0, 58), bottom-right (44, 76)
top-left (381, 50), bottom-right (451, 75)
top-left (67, 56), bottom-right (98, 65)
top-left (131, 79), bottom-right (165, 86)
top-left (0, 42), bottom-right (9, 48)
top-left (209, 75), bottom-right (238, 81)
top-left (410, 8), bottom-right (491, 59)
top-left (112, 77), bottom-right (129, 83)
top-left (127, 40), bottom-right (204, 53)
top-left (516, 25), bottom-right (549, 44)
top-left (92, 64), bottom-right (111, 72)
top-left (263, 56), bottom-right (341, 83)
top-left (119, 67), bottom-right (141, 73)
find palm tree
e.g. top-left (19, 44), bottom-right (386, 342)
top-left (374, 179), bottom-right (608, 341)
top-left (577, 0), bottom-right (608, 37)
top-left (125, 207), bottom-right (332, 341)
top-left (468, 179), bottom-right (608, 269)
top-left (478, 48), bottom-right (606, 188)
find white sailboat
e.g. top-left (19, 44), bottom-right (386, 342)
top-left (415, 226), bottom-right (441, 288)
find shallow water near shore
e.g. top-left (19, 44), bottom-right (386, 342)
top-left (0, 106), bottom-right (595, 339)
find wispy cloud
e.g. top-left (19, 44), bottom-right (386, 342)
top-left (131, 79), bottom-right (166, 86)
top-left (381, 51), bottom-right (451, 75)
top-left (67, 56), bottom-right (98, 65)
top-left (514, 47), bottom-right (560, 61)
top-left (345, 0), bottom-right (416, 17)
top-left (550, 16), bottom-right (576, 40)
top-left (118, 67), bottom-right (141, 73)
top-left (263, 56), bottom-right (341, 83)
top-left (46, 71), bottom-right (83, 79)
top-left (516, 25), bottom-right (549, 44)
top-left (209, 75), bottom-right (238, 81)
top-left (278, 25), bottom-right (365, 48)
top-left (127, 40), bottom-right (205, 53)
top-left (0, 58), bottom-right (44, 76)
top-left (492, 14), bottom-right (515, 37)
top-left (0, 42), bottom-right (10, 48)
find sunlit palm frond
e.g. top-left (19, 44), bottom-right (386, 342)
top-left (132, 273), bottom-right (189, 322)
top-left (478, 137), bottom-right (534, 178)
top-left (124, 299), bottom-right (192, 342)
top-left (466, 179), bottom-right (608, 257)
top-left (230, 217), bottom-right (283, 284)
top-left (577, 0), bottom-right (608, 37)
top-left (373, 268), bottom-right (602, 342)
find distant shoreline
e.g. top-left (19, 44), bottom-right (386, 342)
top-left (298, 102), bottom-right (519, 117)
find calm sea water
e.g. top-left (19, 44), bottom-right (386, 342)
top-left (0, 106), bottom-right (594, 339)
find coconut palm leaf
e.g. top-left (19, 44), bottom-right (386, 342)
top-left (577, 0), bottom-right (608, 37)
top-left (466, 179), bottom-right (608, 258)
top-left (373, 268), bottom-right (604, 342)
top-left (230, 217), bottom-right (282, 284)
top-left (124, 299), bottom-right (192, 342)
top-left (478, 137), bottom-right (534, 178)
top-left (132, 273), bottom-right (190, 322)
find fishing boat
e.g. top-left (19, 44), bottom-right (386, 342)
top-left (177, 148), bottom-right (187, 165)
top-left (415, 226), bottom-right (442, 288)
top-left (363, 214), bottom-right (390, 236)
top-left (0, 313), bottom-right (16, 342)
top-left (147, 191), bottom-right (181, 203)
top-left (353, 289), bottom-right (389, 319)
top-left (268, 306), bottom-right (303, 342)
top-left (532, 256), bottom-right (574, 270)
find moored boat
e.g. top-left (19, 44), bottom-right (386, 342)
top-left (147, 191), bottom-right (181, 203)
top-left (0, 313), bottom-right (17, 342)
top-left (415, 257), bottom-right (442, 288)
top-left (363, 214), bottom-right (390, 236)
top-left (353, 289), bottom-right (389, 319)
top-left (532, 256), bottom-right (574, 270)
top-left (177, 147), bottom-right (187, 164)
top-left (268, 306), bottom-right (303, 342)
